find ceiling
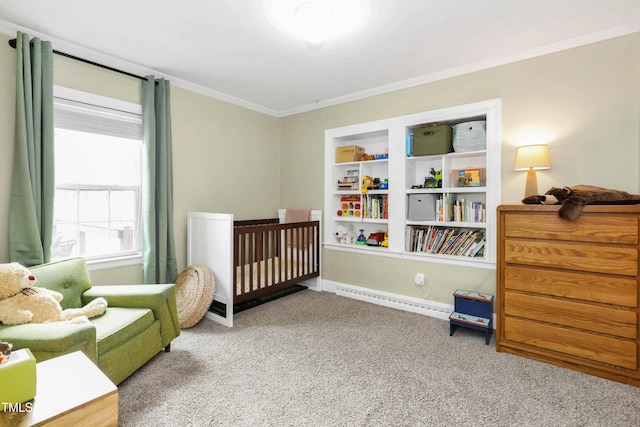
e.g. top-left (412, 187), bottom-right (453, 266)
top-left (0, 0), bottom-right (639, 117)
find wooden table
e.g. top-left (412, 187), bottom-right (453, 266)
top-left (0, 351), bottom-right (118, 426)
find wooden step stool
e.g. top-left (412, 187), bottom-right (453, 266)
top-left (449, 289), bottom-right (494, 345)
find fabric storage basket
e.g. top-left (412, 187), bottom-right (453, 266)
top-left (412, 124), bottom-right (453, 156)
top-left (453, 121), bottom-right (486, 152)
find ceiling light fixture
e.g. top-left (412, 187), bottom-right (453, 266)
top-left (264, 0), bottom-right (370, 47)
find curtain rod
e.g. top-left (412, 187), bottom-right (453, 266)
top-left (8, 38), bottom-right (150, 82)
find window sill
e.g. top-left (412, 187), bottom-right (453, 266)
top-left (85, 254), bottom-right (142, 271)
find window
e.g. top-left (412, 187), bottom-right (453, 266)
top-left (52, 87), bottom-right (143, 266)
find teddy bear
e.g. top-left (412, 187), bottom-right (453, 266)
top-left (334, 225), bottom-right (355, 244)
top-left (0, 262), bottom-right (108, 326)
top-left (522, 185), bottom-right (640, 221)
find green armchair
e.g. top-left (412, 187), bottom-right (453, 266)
top-left (0, 258), bottom-right (180, 385)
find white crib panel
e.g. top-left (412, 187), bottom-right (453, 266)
top-left (187, 211), bottom-right (234, 327)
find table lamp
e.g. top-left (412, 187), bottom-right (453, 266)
top-left (513, 144), bottom-right (551, 198)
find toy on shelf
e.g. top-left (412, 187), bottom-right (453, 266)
top-left (425, 168), bottom-right (442, 188)
top-left (356, 229), bottom-right (367, 245)
top-left (362, 176), bottom-right (387, 193)
top-left (366, 231), bottom-right (385, 246)
top-left (339, 195), bottom-right (360, 217)
top-left (337, 180), bottom-right (356, 190)
top-left (411, 168), bottom-right (443, 190)
top-left (362, 176), bottom-right (373, 193)
top-left (334, 225), bottom-right (355, 244)
top-left (337, 169), bottom-right (360, 190)
top-left (360, 153), bottom-right (388, 161)
top-left (380, 231), bottom-right (389, 247)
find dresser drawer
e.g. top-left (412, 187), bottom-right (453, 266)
top-left (504, 265), bottom-right (638, 307)
top-left (504, 291), bottom-right (637, 339)
top-left (504, 317), bottom-right (637, 370)
top-left (504, 239), bottom-right (638, 276)
top-left (503, 213), bottom-right (639, 244)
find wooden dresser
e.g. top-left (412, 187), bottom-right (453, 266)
top-left (497, 204), bottom-right (640, 386)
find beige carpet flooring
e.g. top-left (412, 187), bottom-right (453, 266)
top-left (118, 290), bottom-right (640, 426)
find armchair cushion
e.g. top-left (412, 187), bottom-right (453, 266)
top-left (30, 257), bottom-right (91, 310)
top-left (91, 307), bottom-right (155, 354)
top-left (0, 322), bottom-right (97, 362)
top-left (83, 284), bottom-right (180, 349)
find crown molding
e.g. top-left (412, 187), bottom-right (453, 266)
top-left (0, 19), bottom-right (281, 118)
top-left (278, 25), bottom-right (639, 117)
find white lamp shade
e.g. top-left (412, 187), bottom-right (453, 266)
top-left (513, 144), bottom-right (551, 171)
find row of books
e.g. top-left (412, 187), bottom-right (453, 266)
top-left (436, 195), bottom-right (485, 223)
top-left (362, 194), bottom-right (388, 219)
top-left (405, 226), bottom-right (485, 257)
top-left (451, 199), bottom-right (486, 223)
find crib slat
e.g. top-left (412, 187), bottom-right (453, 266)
top-left (281, 229), bottom-right (286, 284)
top-left (237, 231), bottom-right (243, 296)
top-left (307, 225), bottom-right (312, 275)
top-left (250, 233), bottom-right (255, 292)
top-left (257, 230), bottom-right (263, 290)
top-left (297, 226), bottom-right (302, 277)
top-left (270, 229), bottom-right (276, 287)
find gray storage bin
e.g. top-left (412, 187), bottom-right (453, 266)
top-left (408, 194), bottom-right (436, 221)
top-left (453, 121), bottom-right (486, 152)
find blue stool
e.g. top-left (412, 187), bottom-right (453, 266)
top-left (449, 289), bottom-right (494, 345)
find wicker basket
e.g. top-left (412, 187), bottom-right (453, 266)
top-left (174, 264), bottom-right (216, 329)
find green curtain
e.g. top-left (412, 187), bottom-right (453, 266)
top-left (141, 76), bottom-right (178, 284)
top-left (9, 32), bottom-right (55, 266)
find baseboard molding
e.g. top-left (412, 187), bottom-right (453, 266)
top-left (323, 279), bottom-right (497, 327)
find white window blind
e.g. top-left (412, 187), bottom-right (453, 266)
top-left (54, 97), bottom-right (142, 140)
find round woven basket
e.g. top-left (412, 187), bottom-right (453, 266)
top-left (174, 264), bottom-right (216, 329)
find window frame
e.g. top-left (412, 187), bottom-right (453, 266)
top-left (53, 86), bottom-right (143, 271)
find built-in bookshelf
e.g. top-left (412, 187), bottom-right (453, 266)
top-left (323, 99), bottom-right (502, 267)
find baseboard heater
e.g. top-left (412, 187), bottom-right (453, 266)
top-left (335, 283), bottom-right (453, 321)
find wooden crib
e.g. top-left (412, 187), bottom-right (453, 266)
top-left (187, 209), bottom-right (321, 327)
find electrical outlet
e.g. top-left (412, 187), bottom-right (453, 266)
top-left (414, 273), bottom-right (425, 286)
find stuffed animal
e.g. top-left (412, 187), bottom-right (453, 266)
top-left (334, 225), bottom-right (355, 244)
top-left (522, 185), bottom-right (640, 221)
top-left (0, 262), bottom-right (108, 326)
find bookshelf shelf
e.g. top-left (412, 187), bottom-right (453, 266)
top-left (323, 99), bottom-right (501, 266)
top-left (406, 220), bottom-right (488, 228)
top-left (406, 187), bottom-right (486, 194)
top-left (332, 217), bottom-right (388, 224)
